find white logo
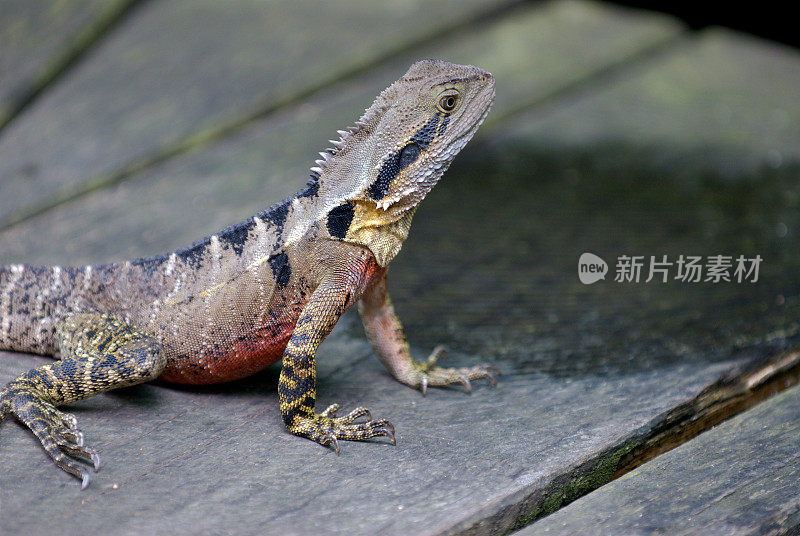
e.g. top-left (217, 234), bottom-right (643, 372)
top-left (578, 252), bottom-right (608, 284)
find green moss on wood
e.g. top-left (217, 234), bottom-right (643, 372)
top-left (514, 440), bottom-right (642, 531)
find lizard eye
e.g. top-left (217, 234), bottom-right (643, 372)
top-left (437, 92), bottom-right (459, 113)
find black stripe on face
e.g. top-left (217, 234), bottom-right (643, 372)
top-left (437, 113), bottom-right (450, 136)
top-left (410, 114), bottom-right (440, 149)
top-left (326, 202), bottom-right (355, 239)
top-left (368, 114), bottom-right (439, 200)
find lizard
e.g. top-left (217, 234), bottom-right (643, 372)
top-left (0, 60), bottom-right (496, 489)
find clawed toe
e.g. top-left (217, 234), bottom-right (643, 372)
top-left (59, 441), bottom-right (101, 471)
top-left (52, 451), bottom-right (92, 489)
top-left (458, 375), bottom-right (472, 394)
top-left (413, 351), bottom-right (500, 394)
top-left (320, 403), bottom-right (340, 418)
top-left (290, 405), bottom-right (396, 453)
top-left (2, 391), bottom-right (101, 488)
top-left (59, 427), bottom-right (84, 447)
top-left (481, 365), bottom-right (501, 387)
top-left (323, 434), bottom-right (341, 455)
top-left (376, 422), bottom-right (396, 445)
top-left (424, 345), bottom-right (447, 368)
top-left (339, 407), bottom-right (372, 425)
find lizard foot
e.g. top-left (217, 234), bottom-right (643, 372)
top-left (413, 345), bottom-right (499, 396)
top-left (0, 383), bottom-right (100, 489)
top-left (288, 404), bottom-right (395, 454)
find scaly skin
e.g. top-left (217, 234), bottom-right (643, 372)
top-left (0, 60), bottom-right (496, 488)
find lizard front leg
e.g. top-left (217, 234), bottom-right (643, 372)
top-left (279, 278), bottom-right (394, 453)
top-left (358, 272), bottom-right (498, 395)
top-left (0, 313), bottom-right (165, 488)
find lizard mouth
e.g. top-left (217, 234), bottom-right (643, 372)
top-left (455, 78), bottom-right (495, 143)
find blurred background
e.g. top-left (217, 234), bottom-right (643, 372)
top-left (612, 1), bottom-right (800, 48)
top-left (2, 0), bottom-right (797, 373)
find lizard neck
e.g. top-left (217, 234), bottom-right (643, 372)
top-left (339, 203), bottom-right (417, 267)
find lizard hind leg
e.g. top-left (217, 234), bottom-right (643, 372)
top-left (0, 313), bottom-right (165, 488)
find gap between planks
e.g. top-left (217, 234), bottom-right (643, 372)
top-left (0, 0), bottom-right (529, 234)
top-left (496, 347), bottom-right (800, 536)
top-left (612, 348), bottom-right (800, 479)
top-left (0, 0), bottom-right (149, 133)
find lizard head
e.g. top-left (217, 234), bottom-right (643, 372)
top-left (308, 60), bottom-right (494, 265)
top-left (354, 60), bottom-right (495, 214)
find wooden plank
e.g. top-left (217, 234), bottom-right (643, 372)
top-left (399, 28), bottom-right (800, 375)
top-left (3, 9), bottom-right (800, 536)
top-left (0, 0), bottom-right (683, 266)
top-left (517, 385), bottom-right (800, 536)
top-left (0, 336), bottom-right (740, 535)
top-left (499, 28), bottom-right (800, 178)
top-left (0, 0), bottom-right (135, 128)
top-left (0, 0), bottom-right (522, 229)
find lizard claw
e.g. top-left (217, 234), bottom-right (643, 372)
top-left (289, 407), bottom-right (395, 453)
top-left (458, 375), bottom-right (472, 394)
top-left (379, 422), bottom-right (396, 446)
top-left (85, 448), bottom-right (101, 471)
top-left (324, 434), bottom-right (341, 455)
top-left (59, 442), bottom-right (101, 471)
top-left (412, 349), bottom-right (499, 394)
top-left (483, 367), bottom-right (500, 387)
top-left (2, 384), bottom-right (101, 488)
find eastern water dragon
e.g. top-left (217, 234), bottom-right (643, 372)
top-left (0, 60), bottom-right (496, 488)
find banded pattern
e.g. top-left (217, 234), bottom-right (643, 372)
top-left (1, 313), bottom-right (164, 488)
top-left (279, 259), bottom-right (395, 451)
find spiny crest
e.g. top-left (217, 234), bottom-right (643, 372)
top-left (309, 90), bottom-right (394, 176)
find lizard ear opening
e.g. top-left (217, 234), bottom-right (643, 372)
top-left (398, 143), bottom-right (420, 168)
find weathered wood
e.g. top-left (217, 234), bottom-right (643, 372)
top-left (2, 5), bottom-right (800, 536)
top-left (0, 0), bottom-right (683, 266)
top-left (0, 0), bottom-right (523, 229)
top-left (517, 384), bottom-right (800, 536)
top-left (0, 332), bottom-right (742, 535)
top-left (0, 0), bottom-right (135, 128)
top-left (501, 28), bottom-right (800, 179)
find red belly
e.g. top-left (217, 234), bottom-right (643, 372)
top-left (158, 251), bottom-right (386, 385)
top-left (159, 320), bottom-right (296, 384)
